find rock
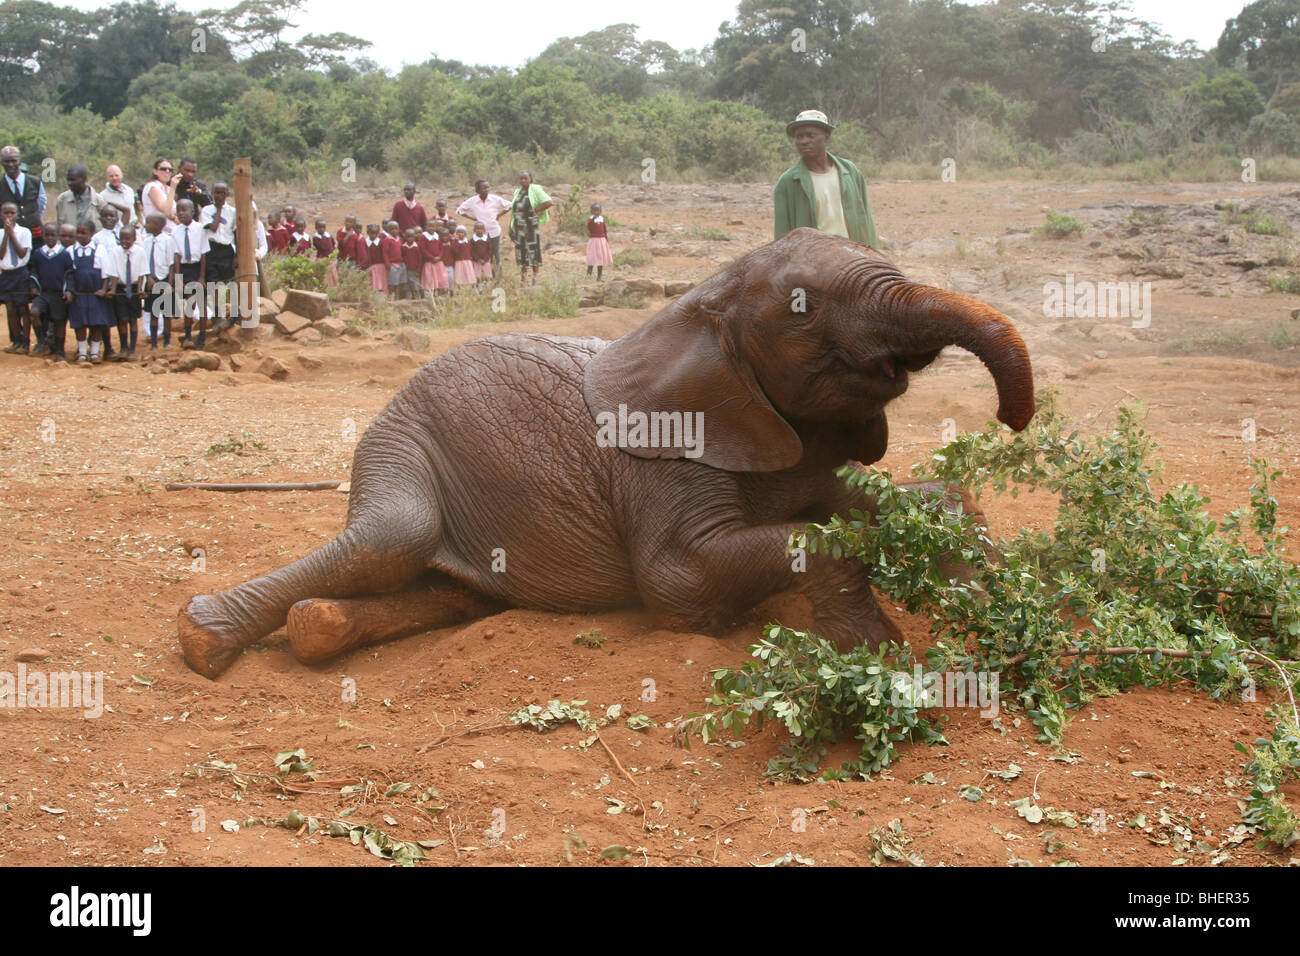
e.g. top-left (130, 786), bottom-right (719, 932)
top-left (237, 323), bottom-right (274, 342)
top-left (395, 350), bottom-right (420, 367)
top-left (15, 647), bottom-right (51, 662)
top-left (149, 364), bottom-right (168, 374)
top-left (258, 356), bottom-right (290, 380)
top-left (291, 325), bottom-right (322, 344)
top-left (624, 278), bottom-right (662, 296)
top-left (175, 350), bottom-right (221, 372)
top-left (296, 351), bottom-right (324, 370)
top-left (1094, 350), bottom-right (1109, 359)
top-left (394, 327), bottom-right (430, 351)
top-left (257, 296), bottom-right (280, 318)
top-left (907, 237), bottom-right (958, 256)
top-left (283, 288), bottom-right (331, 320)
top-left (604, 280), bottom-right (629, 298)
top-left (315, 316), bottom-right (346, 337)
top-left (228, 354), bottom-right (245, 372)
top-left (345, 325), bottom-right (371, 338)
top-left (664, 280), bottom-right (694, 296)
top-left (273, 311), bottom-right (311, 336)
top-left (270, 289), bottom-right (288, 308)
top-left (1291, 308), bottom-right (1299, 320)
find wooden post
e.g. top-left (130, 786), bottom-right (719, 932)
top-left (233, 157), bottom-right (259, 327)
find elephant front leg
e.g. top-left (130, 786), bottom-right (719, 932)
top-left (638, 524), bottom-right (902, 653)
top-left (286, 575), bottom-right (504, 664)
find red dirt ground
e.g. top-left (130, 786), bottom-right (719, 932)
top-left (1, 179), bottom-right (1297, 866)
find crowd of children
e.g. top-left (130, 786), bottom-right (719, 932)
top-left (0, 177), bottom-right (620, 364)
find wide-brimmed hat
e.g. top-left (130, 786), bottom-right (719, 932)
top-left (786, 109), bottom-right (835, 135)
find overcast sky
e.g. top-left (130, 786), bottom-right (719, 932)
top-left (67, 0), bottom-right (1248, 71)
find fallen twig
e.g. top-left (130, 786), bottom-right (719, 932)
top-left (164, 480), bottom-right (342, 492)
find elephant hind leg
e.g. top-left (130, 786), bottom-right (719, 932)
top-left (286, 573), bottom-right (504, 665)
top-left (179, 509), bottom-right (435, 679)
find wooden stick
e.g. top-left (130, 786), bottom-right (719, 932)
top-left (233, 157), bottom-right (260, 328)
top-left (164, 481), bottom-right (341, 492)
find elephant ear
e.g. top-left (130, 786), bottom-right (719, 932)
top-left (582, 286), bottom-right (802, 472)
top-left (856, 412), bottom-right (889, 466)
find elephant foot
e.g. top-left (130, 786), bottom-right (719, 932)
top-left (813, 589), bottom-right (905, 655)
top-left (287, 580), bottom-right (503, 665)
top-left (179, 595), bottom-right (252, 679)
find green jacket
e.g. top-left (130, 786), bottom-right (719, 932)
top-left (509, 182), bottom-right (552, 229)
top-left (773, 153), bottom-right (877, 247)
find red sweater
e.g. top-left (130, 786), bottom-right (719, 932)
top-left (392, 201), bottom-right (427, 233)
top-left (364, 237), bottom-right (386, 267)
top-left (470, 237), bottom-right (491, 263)
top-left (401, 242), bottom-right (422, 271)
top-left (452, 239), bottom-right (472, 262)
top-left (267, 226), bottom-right (289, 253)
top-left (381, 234), bottom-right (402, 267)
top-left (587, 217), bottom-right (608, 238)
top-left (418, 232), bottom-right (441, 263)
top-left (440, 242), bottom-right (455, 266)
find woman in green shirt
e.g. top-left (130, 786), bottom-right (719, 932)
top-left (509, 171), bottom-right (553, 286)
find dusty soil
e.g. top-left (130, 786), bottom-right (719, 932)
top-left (1, 179), bottom-right (1298, 867)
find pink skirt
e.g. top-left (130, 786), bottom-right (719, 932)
top-left (474, 261), bottom-right (493, 280)
top-left (422, 261), bottom-right (447, 290)
top-left (454, 260), bottom-right (476, 286)
top-left (369, 263), bottom-right (388, 292)
top-left (586, 236), bottom-right (612, 266)
top-left (324, 259), bottom-right (340, 286)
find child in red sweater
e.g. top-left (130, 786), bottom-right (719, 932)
top-left (418, 226), bottom-right (445, 296)
top-left (363, 223), bottom-right (387, 292)
top-left (470, 221), bottom-right (493, 290)
top-left (401, 228), bottom-right (423, 299)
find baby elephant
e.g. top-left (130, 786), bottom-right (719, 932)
top-left (179, 229), bottom-right (1033, 678)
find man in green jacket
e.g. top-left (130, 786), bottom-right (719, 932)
top-left (773, 109), bottom-right (878, 248)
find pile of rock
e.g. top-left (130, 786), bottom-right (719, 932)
top-left (261, 288), bottom-right (346, 342)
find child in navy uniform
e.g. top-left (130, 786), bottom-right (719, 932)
top-left (173, 199), bottom-right (209, 349)
top-left (66, 221), bottom-right (115, 364)
top-left (139, 213), bottom-right (174, 349)
top-left (29, 221), bottom-right (72, 360)
top-left (0, 201), bottom-right (33, 353)
top-left (108, 223), bottom-right (146, 361)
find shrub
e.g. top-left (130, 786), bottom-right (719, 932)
top-left (1035, 210), bottom-right (1086, 238)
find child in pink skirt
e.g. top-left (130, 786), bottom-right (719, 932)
top-left (586, 202), bottom-right (612, 281)
top-left (363, 223), bottom-right (387, 293)
top-left (452, 225), bottom-right (476, 290)
top-left (470, 222), bottom-right (493, 289)
top-left (419, 226), bottom-right (446, 296)
top-left (313, 218), bottom-right (339, 286)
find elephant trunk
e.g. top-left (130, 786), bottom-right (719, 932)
top-left (877, 280), bottom-right (1035, 431)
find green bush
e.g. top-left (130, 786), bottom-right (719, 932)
top-left (684, 394), bottom-right (1300, 846)
top-left (612, 249), bottom-right (651, 268)
top-left (1036, 210), bottom-right (1086, 238)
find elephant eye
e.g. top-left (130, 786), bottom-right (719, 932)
top-left (788, 288), bottom-right (821, 322)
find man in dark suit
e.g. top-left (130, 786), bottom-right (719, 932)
top-left (0, 146), bottom-right (47, 243)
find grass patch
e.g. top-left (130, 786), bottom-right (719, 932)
top-left (685, 224), bottom-right (732, 241)
top-left (1035, 210), bottom-right (1086, 239)
top-left (612, 248), bottom-right (652, 268)
top-left (1266, 274), bottom-right (1300, 294)
top-left (1220, 202), bottom-right (1293, 237)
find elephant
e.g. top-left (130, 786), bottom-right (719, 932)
top-left (179, 228), bottom-right (1033, 678)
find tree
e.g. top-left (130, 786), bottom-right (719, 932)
top-left (197, 0), bottom-right (369, 77)
top-left (1216, 0), bottom-right (1300, 107)
top-left (58, 1), bottom-right (205, 117)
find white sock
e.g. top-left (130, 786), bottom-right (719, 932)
top-left (89, 340), bottom-right (101, 358)
top-left (77, 341), bottom-right (88, 358)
